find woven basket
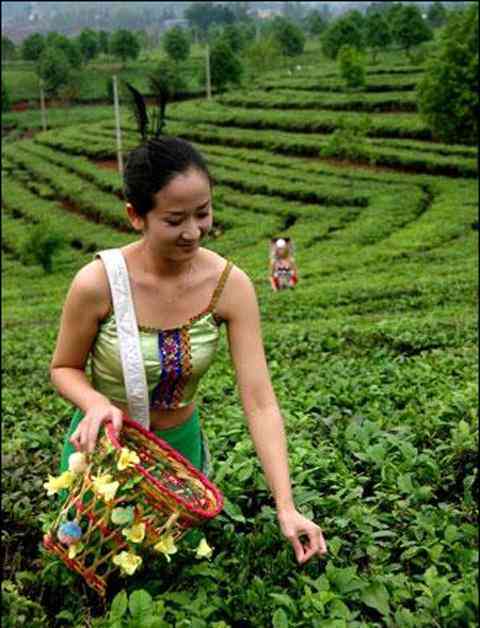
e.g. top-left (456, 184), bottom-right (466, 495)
top-left (43, 417), bottom-right (223, 596)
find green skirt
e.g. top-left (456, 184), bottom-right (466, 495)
top-left (59, 407), bottom-right (209, 476)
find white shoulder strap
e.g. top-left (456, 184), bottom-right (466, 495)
top-left (96, 249), bottom-right (150, 429)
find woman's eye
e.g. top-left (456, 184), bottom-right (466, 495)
top-left (166, 220), bottom-right (182, 226)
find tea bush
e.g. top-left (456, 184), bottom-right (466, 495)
top-left (2, 46), bottom-right (478, 627)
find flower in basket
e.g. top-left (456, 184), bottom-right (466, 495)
top-left (153, 534), bottom-right (178, 562)
top-left (117, 448), bottom-right (140, 471)
top-left (122, 522), bottom-right (146, 543)
top-left (92, 473), bottom-right (120, 502)
top-left (111, 506), bottom-right (135, 526)
top-left (58, 521), bottom-right (82, 546)
top-left (68, 542), bottom-right (84, 559)
top-left (43, 471), bottom-right (75, 496)
top-left (68, 452), bottom-right (88, 474)
top-left (195, 537), bottom-right (213, 560)
top-left (113, 551), bottom-right (143, 576)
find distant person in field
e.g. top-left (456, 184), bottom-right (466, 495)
top-left (270, 237), bottom-right (298, 291)
top-left (49, 86), bottom-right (326, 568)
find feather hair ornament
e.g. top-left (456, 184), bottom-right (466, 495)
top-left (125, 78), bottom-right (170, 140)
top-left (125, 82), bottom-right (150, 141)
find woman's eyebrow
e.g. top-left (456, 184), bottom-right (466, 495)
top-left (166, 200), bottom-right (210, 216)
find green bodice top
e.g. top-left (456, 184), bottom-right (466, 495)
top-left (90, 260), bottom-right (233, 410)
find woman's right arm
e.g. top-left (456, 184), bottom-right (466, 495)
top-left (50, 261), bottom-right (123, 452)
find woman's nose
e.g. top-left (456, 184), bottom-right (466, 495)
top-left (181, 222), bottom-right (201, 241)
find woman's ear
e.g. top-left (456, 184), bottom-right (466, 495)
top-left (125, 203), bottom-right (145, 232)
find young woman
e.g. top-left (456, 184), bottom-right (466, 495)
top-left (270, 237), bottom-right (298, 291)
top-left (50, 137), bottom-right (327, 565)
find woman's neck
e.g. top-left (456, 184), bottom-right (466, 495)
top-left (132, 240), bottom-right (199, 278)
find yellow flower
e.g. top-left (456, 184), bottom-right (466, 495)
top-left (122, 522), bottom-right (146, 543)
top-left (68, 452), bottom-right (88, 474)
top-left (43, 471), bottom-right (75, 496)
top-left (68, 542), bottom-right (84, 559)
top-left (117, 448), bottom-right (140, 471)
top-left (153, 534), bottom-right (178, 562)
top-left (92, 473), bottom-right (119, 502)
top-left (195, 538), bottom-right (213, 560)
top-left (113, 551), bottom-right (143, 575)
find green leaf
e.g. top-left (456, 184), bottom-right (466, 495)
top-left (269, 593), bottom-right (296, 612)
top-left (397, 473), bottom-right (414, 493)
top-left (237, 460), bottom-right (254, 482)
top-left (222, 498), bottom-right (246, 523)
top-left (55, 610), bottom-right (75, 621)
top-left (444, 525), bottom-right (459, 543)
top-left (129, 589), bottom-right (153, 617)
top-left (272, 608), bottom-right (289, 628)
top-left (361, 582), bottom-right (391, 617)
top-left (110, 590), bottom-right (128, 620)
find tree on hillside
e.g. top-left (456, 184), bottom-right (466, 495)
top-left (346, 10), bottom-right (366, 34)
top-left (77, 28), bottom-right (98, 63)
top-left (98, 30), bottom-right (109, 55)
top-left (321, 14), bottom-right (365, 60)
top-left (163, 26), bottom-right (190, 62)
top-left (338, 45), bottom-right (366, 89)
top-left (185, 2), bottom-right (235, 41)
top-left (365, 11), bottom-right (392, 63)
top-left (237, 22), bottom-right (256, 48)
top-left (45, 32), bottom-right (82, 69)
top-left (270, 16), bottom-right (305, 57)
top-left (36, 47), bottom-right (72, 95)
top-left (427, 1), bottom-right (448, 29)
top-left (110, 29), bottom-right (140, 65)
top-left (146, 59), bottom-right (187, 134)
top-left (2, 36), bottom-right (16, 61)
top-left (21, 33), bottom-right (45, 61)
top-left (417, 4), bottom-right (478, 144)
top-left (207, 39), bottom-right (242, 91)
top-left (284, 2), bottom-right (305, 25)
top-left (306, 10), bottom-right (327, 36)
top-left (2, 79), bottom-right (11, 112)
top-left (244, 34), bottom-right (283, 77)
top-left (220, 24), bottom-right (246, 54)
top-left (392, 4), bottom-right (433, 59)
top-left (366, 2), bottom-right (391, 17)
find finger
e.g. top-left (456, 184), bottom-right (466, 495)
top-left (111, 411), bottom-right (123, 435)
top-left (290, 536), bottom-right (305, 564)
top-left (301, 531), bottom-right (320, 564)
top-left (69, 428), bottom-right (81, 450)
top-left (318, 530), bottom-right (328, 555)
top-left (79, 421), bottom-right (90, 452)
top-left (86, 418), bottom-right (102, 453)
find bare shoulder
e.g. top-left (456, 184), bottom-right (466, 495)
top-left (66, 259), bottom-right (111, 319)
top-left (214, 258), bottom-right (257, 321)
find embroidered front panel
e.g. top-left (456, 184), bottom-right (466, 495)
top-left (150, 328), bottom-right (192, 409)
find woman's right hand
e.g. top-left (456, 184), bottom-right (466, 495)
top-left (69, 401), bottom-right (124, 453)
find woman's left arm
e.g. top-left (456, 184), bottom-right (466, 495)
top-left (221, 267), bottom-right (327, 564)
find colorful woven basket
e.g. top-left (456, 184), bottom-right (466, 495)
top-left (43, 417), bottom-right (223, 596)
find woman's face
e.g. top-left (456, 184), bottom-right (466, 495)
top-left (130, 168), bottom-right (213, 260)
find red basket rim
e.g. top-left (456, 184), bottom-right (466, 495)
top-left (104, 415), bottom-right (223, 519)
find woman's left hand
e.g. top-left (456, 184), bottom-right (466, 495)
top-left (277, 507), bottom-right (327, 565)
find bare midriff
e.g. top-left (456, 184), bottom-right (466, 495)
top-left (111, 399), bottom-right (196, 431)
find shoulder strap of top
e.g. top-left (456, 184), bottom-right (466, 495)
top-left (209, 260), bottom-right (234, 312)
top-left (96, 249), bottom-right (150, 430)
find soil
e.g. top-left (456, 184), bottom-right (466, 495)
top-left (11, 100), bottom-right (30, 112)
top-left (94, 159), bottom-right (119, 171)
